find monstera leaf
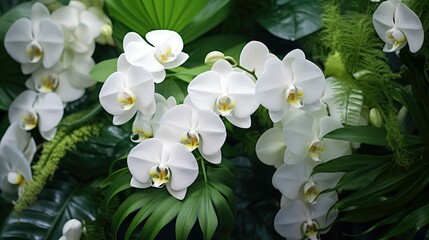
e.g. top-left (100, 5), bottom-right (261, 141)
top-left (0, 171), bottom-right (100, 239)
top-left (104, 158), bottom-right (235, 240)
top-left (257, 0), bottom-right (322, 41)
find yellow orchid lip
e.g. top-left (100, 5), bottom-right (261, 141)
top-left (149, 165), bottom-right (171, 188)
top-left (309, 139), bottom-right (324, 162)
top-left (180, 131), bottom-right (200, 151)
top-left (303, 180), bottom-right (320, 204)
top-left (7, 172), bottom-right (25, 185)
top-left (215, 95), bottom-right (235, 116)
top-left (21, 111), bottom-right (38, 131)
top-left (36, 74), bottom-right (59, 93)
top-left (25, 42), bottom-right (43, 63)
top-left (302, 219), bottom-right (320, 240)
top-left (117, 89), bottom-right (137, 110)
top-left (285, 85), bottom-right (304, 108)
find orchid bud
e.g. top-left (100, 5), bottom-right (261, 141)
top-left (204, 51), bottom-right (225, 65)
top-left (369, 108), bottom-right (383, 127)
top-left (61, 219), bottom-right (83, 240)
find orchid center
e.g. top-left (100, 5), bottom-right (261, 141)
top-left (7, 172), bottom-right (25, 185)
top-left (21, 111), bottom-right (38, 130)
top-left (303, 180), bottom-right (320, 203)
top-left (215, 95), bottom-right (236, 116)
top-left (25, 42), bottom-right (43, 63)
top-left (180, 130), bottom-right (200, 151)
top-left (149, 164), bottom-right (171, 188)
top-left (309, 139), bottom-right (324, 162)
top-left (36, 74), bottom-right (59, 93)
top-left (386, 28), bottom-right (406, 49)
top-left (117, 89), bottom-right (137, 110)
top-left (155, 44), bottom-right (175, 63)
top-left (130, 124), bottom-right (153, 142)
top-left (302, 219), bottom-right (320, 240)
top-left (285, 85), bottom-right (304, 108)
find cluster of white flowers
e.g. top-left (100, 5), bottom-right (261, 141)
top-left (0, 1), bottom-right (113, 201)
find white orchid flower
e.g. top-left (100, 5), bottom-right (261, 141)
top-left (59, 219), bottom-right (83, 240)
top-left (239, 41), bottom-right (276, 79)
top-left (51, 2), bottom-right (99, 55)
top-left (131, 93), bottom-right (176, 142)
top-left (274, 195), bottom-right (338, 240)
top-left (283, 111), bottom-right (351, 165)
top-left (160, 104), bottom-right (227, 164)
top-left (256, 49), bottom-right (326, 123)
top-left (272, 159), bottom-right (342, 204)
top-left (123, 30), bottom-right (189, 83)
top-left (187, 59), bottom-right (259, 128)
top-left (127, 128), bottom-right (199, 200)
top-left (8, 90), bottom-right (64, 140)
top-left (4, 2), bottom-right (64, 74)
top-left (373, 0), bottom-right (424, 53)
top-left (60, 50), bottom-right (97, 90)
top-left (99, 54), bottom-right (155, 125)
top-left (25, 65), bottom-right (85, 103)
top-left (0, 123), bottom-right (36, 200)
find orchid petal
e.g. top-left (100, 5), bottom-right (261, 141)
top-left (56, 71), bottom-right (86, 102)
top-left (240, 41), bottom-right (272, 77)
top-left (197, 108), bottom-right (226, 155)
top-left (8, 90), bottom-right (38, 126)
top-left (256, 127), bottom-right (286, 168)
top-left (225, 114), bottom-right (251, 129)
top-left (211, 59), bottom-right (234, 77)
top-left (31, 3), bottom-right (50, 36)
top-left (113, 106), bottom-right (137, 125)
top-left (283, 112), bottom-right (314, 157)
top-left (166, 184), bottom-right (187, 200)
top-left (319, 139), bottom-right (351, 162)
top-left (161, 105), bottom-right (192, 139)
top-left (318, 116), bottom-right (343, 138)
top-left (117, 54), bottom-right (130, 74)
top-left (37, 20), bottom-right (64, 68)
top-left (167, 144), bottom-right (198, 191)
top-left (146, 30), bottom-right (184, 52)
top-left (1, 123), bottom-right (35, 161)
top-left (373, 0), bottom-right (396, 42)
top-left (268, 107), bottom-right (288, 123)
top-left (274, 200), bottom-right (310, 239)
top-left (187, 71), bottom-right (222, 111)
top-left (35, 92), bottom-right (64, 132)
top-left (227, 72), bottom-right (259, 118)
top-left (284, 149), bottom-right (307, 165)
top-left (272, 162), bottom-right (310, 200)
top-left (200, 149), bottom-right (222, 164)
top-left (80, 10), bottom-right (103, 39)
top-left (395, 2), bottom-right (424, 53)
top-left (40, 128), bottom-right (57, 141)
top-left (21, 62), bottom-right (41, 74)
top-left (99, 72), bottom-right (125, 115)
top-left (2, 145), bottom-right (32, 183)
top-left (292, 59), bottom-right (325, 105)
top-left (127, 138), bottom-right (163, 184)
top-left (51, 6), bottom-right (79, 30)
top-left (124, 41), bottom-right (163, 72)
top-left (256, 58), bottom-right (288, 112)
top-left (130, 177), bottom-right (151, 188)
top-left (123, 32), bottom-right (144, 48)
top-left (127, 66), bottom-right (155, 108)
top-left (311, 195), bottom-right (338, 228)
top-left (162, 52), bottom-right (189, 69)
top-left (152, 69), bottom-right (166, 84)
top-left (4, 18), bottom-right (33, 64)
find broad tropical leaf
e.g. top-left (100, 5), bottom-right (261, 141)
top-left (0, 171), bottom-right (99, 240)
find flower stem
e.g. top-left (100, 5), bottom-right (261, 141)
top-left (235, 64), bottom-right (257, 80)
top-left (200, 157), bottom-right (208, 183)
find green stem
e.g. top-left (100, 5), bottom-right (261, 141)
top-left (200, 157), bottom-right (208, 183)
top-left (235, 64), bottom-right (257, 80)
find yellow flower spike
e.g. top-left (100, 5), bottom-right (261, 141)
top-left (149, 165), bottom-right (171, 188)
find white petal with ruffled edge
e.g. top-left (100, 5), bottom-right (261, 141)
top-left (256, 127), bottom-right (286, 168)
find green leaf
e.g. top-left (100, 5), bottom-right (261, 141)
top-left (180, 0), bottom-right (231, 43)
top-left (324, 125), bottom-right (388, 146)
top-left (60, 104), bottom-right (102, 127)
top-left (168, 65), bottom-right (210, 83)
top-left (0, 1), bottom-right (31, 40)
top-left (256, 0), bottom-right (322, 41)
top-left (90, 58), bottom-right (118, 83)
top-left (312, 154), bottom-right (390, 174)
top-left (155, 78), bottom-right (188, 103)
top-left (107, 159), bottom-right (236, 239)
top-left (106, 0), bottom-right (207, 44)
top-left (0, 171), bottom-right (99, 240)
